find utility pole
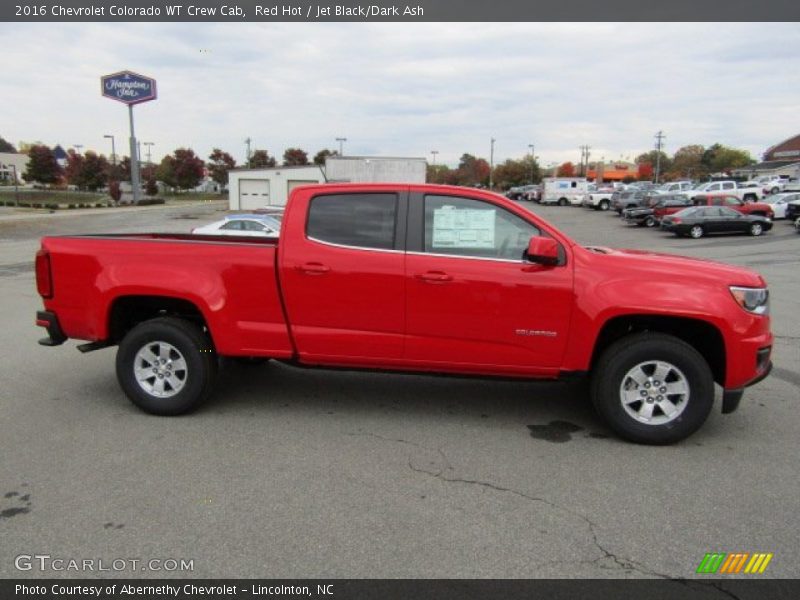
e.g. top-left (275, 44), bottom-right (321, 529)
top-left (431, 150), bottom-right (438, 167)
top-left (104, 135), bottom-right (116, 165)
top-left (245, 138), bottom-right (252, 166)
top-left (489, 137), bottom-right (496, 189)
top-left (654, 130), bottom-right (666, 183)
top-left (143, 142), bottom-right (154, 165)
top-left (10, 164), bottom-right (19, 207)
top-left (579, 145), bottom-right (591, 177)
top-left (528, 144), bottom-right (535, 183)
top-left (336, 137), bottom-right (347, 156)
top-left (73, 144), bottom-right (83, 154)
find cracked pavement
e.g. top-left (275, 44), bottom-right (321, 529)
top-left (0, 202), bottom-right (798, 579)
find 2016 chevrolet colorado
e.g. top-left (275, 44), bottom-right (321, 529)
top-left (35, 184), bottom-right (773, 444)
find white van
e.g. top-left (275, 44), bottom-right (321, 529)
top-left (542, 178), bottom-right (590, 206)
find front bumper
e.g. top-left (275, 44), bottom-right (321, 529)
top-left (36, 310), bottom-right (67, 346)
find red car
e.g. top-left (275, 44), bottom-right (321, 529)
top-left (692, 194), bottom-right (774, 219)
top-left (35, 184), bottom-right (773, 444)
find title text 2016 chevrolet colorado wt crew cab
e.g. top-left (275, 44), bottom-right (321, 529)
top-left (35, 184), bottom-right (773, 444)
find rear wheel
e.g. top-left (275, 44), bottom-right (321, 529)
top-left (749, 222), bottom-right (764, 236)
top-left (591, 333), bottom-right (714, 444)
top-left (558, 197), bottom-right (568, 206)
top-left (645, 216), bottom-right (656, 228)
top-left (116, 317), bottom-right (217, 415)
top-left (599, 200), bottom-right (610, 211)
top-left (689, 225), bottom-right (704, 239)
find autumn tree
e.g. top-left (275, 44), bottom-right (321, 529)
top-left (64, 150), bottom-right (85, 187)
top-left (0, 135), bottom-right (16, 153)
top-left (283, 147), bottom-right (310, 166)
top-left (493, 157), bottom-right (541, 189)
top-left (156, 148), bottom-right (205, 191)
top-left (635, 150), bottom-right (672, 179)
top-left (670, 145), bottom-right (706, 179)
top-left (556, 162), bottom-right (576, 177)
top-left (313, 149), bottom-right (338, 166)
top-left (702, 143), bottom-right (754, 174)
top-left (455, 153), bottom-right (491, 187)
top-left (247, 149), bottom-right (277, 168)
top-left (23, 144), bottom-right (62, 185)
top-left (207, 148), bottom-right (237, 188)
top-left (637, 162), bottom-right (654, 181)
top-left (75, 151), bottom-right (109, 191)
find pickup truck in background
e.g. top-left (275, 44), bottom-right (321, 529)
top-left (691, 194), bottom-right (775, 219)
top-left (683, 180), bottom-right (763, 202)
top-left (35, 184), bottom-right (773, 444)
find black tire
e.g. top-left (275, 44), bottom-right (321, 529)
top-left (689, 225), bottom-right (704, 239)
top-left (116, 317), bottom-right (217, 415)
top-left (558, 197), bottom-right (568, 206)
top-left (590, 333), bottom-right (715, 444)
top-left (645, 216), bottom-right (656, 228)
top-left (749, 222), bottom-right (764, 236)
top-left (599, 200), bottom-right (610, 211)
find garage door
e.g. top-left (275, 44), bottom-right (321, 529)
top-left (285, 180), bottom-right (320, 206)
top-left (239, 179), bottom-right (270, 209)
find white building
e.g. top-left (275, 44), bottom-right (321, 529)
top-left (227, 156), bottom-right (426, 210)
top-left (0, 153), bottom-right (28, 184)
top-left (228, 165), bottom-right (326, 210)
top-left (325, 156), bottom-right (426, 183)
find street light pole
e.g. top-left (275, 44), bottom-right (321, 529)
top-left (143, 142), bottom-right (154, 165)
top-left (10, 164), bottom-right (19, 207)
top-left (489, 138), bottom-right (495, 189)
top-left (528, 144), bottom-right (535, 183)
top-left (336, 137), bottom-right (347, 156)
top-left (431, 150), bottom-right (438, 167)
top-left (104, 134), bottom-right (116, 165)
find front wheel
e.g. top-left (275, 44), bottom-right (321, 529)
top-left (689, 225), bottom-right (704, 239)
top-left (750, 222), bottom-right (764, 236)
top-left (591, 333), bottom-right (715, 444)
top-left (558, 197), bottom-right (568, 206)
top-left (599, 200), bottom-right (610, 211)
top-left (645, 216), bottom-right (656, 228)
top-left (116, 317), bottom-right (217, 415)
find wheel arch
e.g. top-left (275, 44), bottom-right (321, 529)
top-left (107, 295), bottom-right (214, 346)
top-left (590, 314), bottom-right (726, 386)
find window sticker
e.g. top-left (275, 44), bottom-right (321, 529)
top-left (432, 206), bottom-right (496, 249)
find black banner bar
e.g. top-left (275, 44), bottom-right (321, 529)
top-left (3, 579), bottom-right (800, 600)
top-left (3, 0), bottom-right (800, 22)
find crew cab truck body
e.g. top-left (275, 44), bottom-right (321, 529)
top-left (691, 194), bottom-right (775, 219)
top-left (683, 180), bottom-right (763, 202)
top-left (36, 184), bottom-right (773, 444)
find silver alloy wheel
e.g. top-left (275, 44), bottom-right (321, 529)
top-left (751, 223), bottom-right (763, 236)
top-left (133, 341), bottom-right (188, 398)
top-left (690, 225), bottom-right (704, 238)
top-left (619, 360), bottom-right (690, 426)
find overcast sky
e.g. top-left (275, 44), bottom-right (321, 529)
top-left (2, 22), bottom-right (799, 167)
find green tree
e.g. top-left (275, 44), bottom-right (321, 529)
top-left (247, 149), bottom-right (276, 168)
top-left (702, 143), bottom-right (754, 174)
top-left (80, 152), bottom-right (110, 191)
top-left (0, 135), bottom-right (16, 153)
top-left (313, 149), bottom-right (338, 165)
top-left (493, 157), bottom-right (540, 189)
top-left (23, 144), bottom-right (62, 185)
top-left (635, 150), bottom-right (672, 177)
top-left (283, 147), bottom-right (310, 166)
top-left (207, 148), bottom-right (237, 187)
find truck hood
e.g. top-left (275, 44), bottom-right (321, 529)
top-left (582, 246), bottom-right (766, 287)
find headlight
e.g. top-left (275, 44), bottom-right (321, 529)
top-left (730, 286), bottom-right (769, 315)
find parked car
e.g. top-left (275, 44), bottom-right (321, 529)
top-left (191, 214), bottom-right (282, 237)
top-left (661, 206), bottom-right (773, 238)
top-left (520, 185), bottom-right (542, 202)
top-left (623, 195), bottom-right (691, 227)
top-left (785, 197), bottom-right (800, 222)
top-left (612, 189), bottom-right (648, 213)
top-left (652, 181), bottom-right (693, 195)
top-left (582, 190), bottom-right (614, 211)
top-left (35, 183), bottom-right (773, 444)
top-left (760, 192), bottom-right (800, 219)
top-left (691, 194), bottom-right (774, 219)
top-left (795, 217), bottom-right (800, 232)
top-left (757, 175), bottom-right (791, 195)
top-left (506, 185), bottom-right (538, 201)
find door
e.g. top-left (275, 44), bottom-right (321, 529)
top-left (404, 193), bottom-right (574, 375)
top-left (239, 179), bottom-right (270, 209)
top-left (279, 191), bottom-right (408, 363)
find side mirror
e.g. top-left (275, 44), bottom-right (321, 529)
top-left (526, 236), bottom-right (559, 266)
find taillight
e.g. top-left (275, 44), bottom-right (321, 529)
top-left (35, 249), bottom-right (53, 298)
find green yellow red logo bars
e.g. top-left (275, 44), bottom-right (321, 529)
top-left (696, 552), bottom-right (773, 574)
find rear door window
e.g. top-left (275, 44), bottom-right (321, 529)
top-left (307, 193), bottom-right (397, 250)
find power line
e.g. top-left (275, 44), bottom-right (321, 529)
top-left (654, 131), bottom-right (666, 183)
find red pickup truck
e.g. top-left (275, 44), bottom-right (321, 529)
top-left (35, 184), bottom-right (773, 444)
top-left (692, 194), bottom-right (774, 218)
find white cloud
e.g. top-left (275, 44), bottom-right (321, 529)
top-left (1, 22), bottom-right (798, 167)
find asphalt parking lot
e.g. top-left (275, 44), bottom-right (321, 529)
top-left (0, 200), bottom-right (797, 580)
